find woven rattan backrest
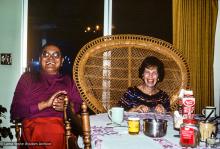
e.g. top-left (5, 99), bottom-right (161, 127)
top-left (73, 34), bottom-right (190, 113)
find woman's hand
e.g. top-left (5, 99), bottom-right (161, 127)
top-left (52, 94), bottom-right (66, 111)
top-left (155, 104), bottom-right (166, 114)
top-left (38, 90), bottom-right (67, 111)
top-left (129, 105), bottom-right (149, 113)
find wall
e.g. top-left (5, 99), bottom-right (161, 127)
top-left (0, 0), bottom-right (26, 146)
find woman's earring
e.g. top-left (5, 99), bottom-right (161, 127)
top-left (157, 78), bottom-right (160, 81)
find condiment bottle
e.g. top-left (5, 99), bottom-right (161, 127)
top-left (180, 119), bottom-right (200, 148)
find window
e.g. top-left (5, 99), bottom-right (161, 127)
top-left (112, 0), bottom-right (172, 42)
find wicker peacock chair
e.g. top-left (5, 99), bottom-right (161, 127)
top-left (73, 34), bottom-right (190, 114)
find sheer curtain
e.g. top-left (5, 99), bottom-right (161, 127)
top-left (172, 0), bottom-right (218, 113)
top-left (214, 0), bottom-right (220, 115)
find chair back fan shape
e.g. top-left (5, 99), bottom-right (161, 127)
top-left (73, 34), bottom-right (190, 113)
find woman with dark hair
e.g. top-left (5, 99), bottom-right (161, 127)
top-left (10, 43), bottom-right (82, 149)
top-left (119, 56), bottom-right (170, 113)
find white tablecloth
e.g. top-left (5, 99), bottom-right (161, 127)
top-left (78, 112), bottom-right (217, 149)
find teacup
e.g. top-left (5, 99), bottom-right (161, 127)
top-left (202, 106), bottom-right (216, 118)
top-left (199, 121), bottom-right (216, 142)
top-left (108, 107), bottom-right (124, 124)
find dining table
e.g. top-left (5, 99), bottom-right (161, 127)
top-left (78, 112), bottom-right (220, 149)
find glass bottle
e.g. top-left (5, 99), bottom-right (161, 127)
top-left (128, 117), bottom-right (140, 135)
top-left (180, 119), bottom-right (200, 148)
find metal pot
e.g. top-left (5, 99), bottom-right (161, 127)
top-left (143, 119), bottom-right (167, 137)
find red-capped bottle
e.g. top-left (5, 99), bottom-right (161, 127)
top-left (180, 119), bottom-right (200, 148)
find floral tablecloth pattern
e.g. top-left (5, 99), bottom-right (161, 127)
top-left (79, 112), bottom-right (219, 149)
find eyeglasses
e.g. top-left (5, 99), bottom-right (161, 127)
top-left (41, 51), bottom-right (61, 59)
top-left (143, 70), bottom-right (158, 77)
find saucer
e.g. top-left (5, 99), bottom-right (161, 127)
top-left (113, 126), bottom-right (128, 134)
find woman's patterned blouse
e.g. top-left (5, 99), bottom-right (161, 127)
top-left (119, 86), bottom-right (170, 112)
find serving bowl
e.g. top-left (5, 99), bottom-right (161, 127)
top-left (143, 119), bottom-right (167, 137)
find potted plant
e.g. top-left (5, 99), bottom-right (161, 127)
top-left (0, 105), bottom-right (13, 148)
